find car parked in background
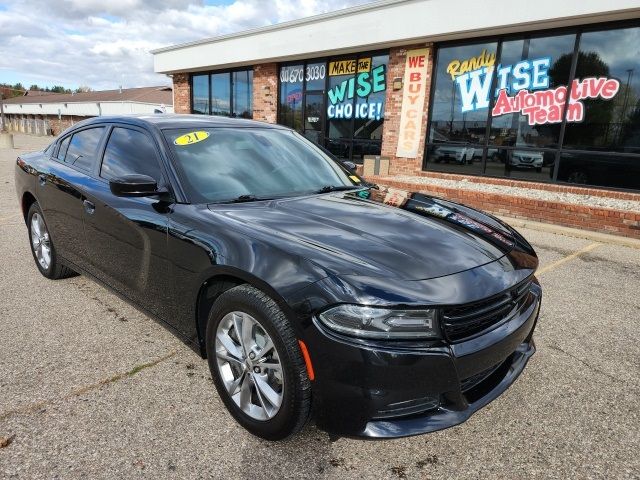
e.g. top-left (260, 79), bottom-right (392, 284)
top-left (433, 144), bottom-right (476, 164)
top-left (509, 150), bottom-right (544, 171)
top-left (15, 115), bottom-right (541, 441)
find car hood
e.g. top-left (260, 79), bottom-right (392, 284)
top-left (207, 189), bottom-right (523, 281)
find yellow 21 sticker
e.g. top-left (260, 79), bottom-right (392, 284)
top-left (349, 175), bottom-right (361, 183)
top-left (174, 131), bottom-right (210, 146)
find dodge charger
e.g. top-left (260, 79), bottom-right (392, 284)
top-left (15, 115), bottom-right (541, 440)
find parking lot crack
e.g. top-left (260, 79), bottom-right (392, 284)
top-left (0, 349), bottom-right (179, 422)
top-left (546, 343), bottom-right (637, 389)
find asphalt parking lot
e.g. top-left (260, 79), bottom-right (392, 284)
top-left (1, 134), bottom-right (638, 479)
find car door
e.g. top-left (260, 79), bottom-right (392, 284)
top-left (82, 125), bottom-right (173, 320)
top-left (36, 127), bottom-right (106, 268)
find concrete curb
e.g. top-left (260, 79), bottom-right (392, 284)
top-left (499, 215), bottom-right (640, 249)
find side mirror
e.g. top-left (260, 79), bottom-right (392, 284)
top-left (342, 161), bottom-right (357, 172)
top-left (109, 174), bottom-right (160, 197)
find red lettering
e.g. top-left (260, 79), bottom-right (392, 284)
top-left (566, 102), bottom-right (584, 122)
top-left (492, 89), bottom-right (512, 116)
top-left (534, 108), bottom-right (547, 125)
top-left (409, 72), bottom-right (421, 82)
top-left (570, 79), bottom-right (582, 101)
top-left (602, 79), bottom-right (620, 99)
top-left (408, 55), bottom-right (425, 68)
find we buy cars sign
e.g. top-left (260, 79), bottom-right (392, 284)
top-left (396, 49), bottom-right (429, 158)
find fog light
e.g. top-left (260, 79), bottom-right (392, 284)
top-left (373, 396), bottom-right (440, 419)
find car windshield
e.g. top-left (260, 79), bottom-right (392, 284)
top-left (164, 127), bottom-right (359, 203)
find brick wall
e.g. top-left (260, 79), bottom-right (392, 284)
top-left (4, 113), bottom-right (89, 136)
top-left (50, 116), bottom-right (87, 136)
top-left (381, 44), bottom-right (434, 176)
top-left (370, 175), bottom-right (640, 239)
top-left (252, 63), bottom-right (278, 123)
top-left (173, 73), bottom-right (190, 114)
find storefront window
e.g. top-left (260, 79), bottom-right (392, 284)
top-left (489, 34), bottom-right (576, 149)
top-left (191, 69), bottom-right (252, 117)
top-left (425, 23), bottom-right (640, 191)
top-left (211, 73), bottom-right (230, 116)
top-left (192, 74), bottom-right (209, 114)
top-left (563, 27), bottom-right (640, 153)
top-left (305, 62), bottom-right (326, 90)
top-left (232, 70), bottom-right (253, 119)
top-left (279, 64), bottom-right (304, 131)
top-left (325, 53), bottom-right (389, 161)
top-left (277, 53), bottom-right (388, 162)
top-left (425, 43), bottom-right (496, 174)
top-left (326, 64), bottom-right (354, 159)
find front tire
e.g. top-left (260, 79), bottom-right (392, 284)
top-left (27, 202), bottom-right (77, 280)
top-left (205, 285), bottom-right (311, 440)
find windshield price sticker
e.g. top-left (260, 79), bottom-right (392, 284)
top-left (174, 131), bottom-right (210, 146)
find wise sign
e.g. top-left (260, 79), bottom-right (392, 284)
top-left (396, 49), bottom-right (429, 158)
top-left (448, 50), bottom-right (621, 125)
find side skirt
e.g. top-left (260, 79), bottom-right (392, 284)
top-left (59, 256), bottom-right (204, 358)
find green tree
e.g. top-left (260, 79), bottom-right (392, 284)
top-left (550, 51), bottom-right (614, 146)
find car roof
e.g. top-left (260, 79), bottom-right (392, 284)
top-left (73, 114), bottom-right (288, 131)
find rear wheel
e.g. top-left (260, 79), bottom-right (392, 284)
top-left (27, 202), bottom-right (77, 280)
top-left (205, 285), bottom-right (311, 440)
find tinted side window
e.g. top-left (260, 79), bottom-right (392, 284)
top-left (66, 127), bottom-right (105, 172)
top-left (57, 136), bottom-right (71, 161)
top-left (100, 127), bottom-right (162, 182)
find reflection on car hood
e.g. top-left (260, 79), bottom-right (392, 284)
top-left (207, 189), bottom-right (521, 281)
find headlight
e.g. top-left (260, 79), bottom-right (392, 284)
top-left (318, 305), bottom-right (440, 339)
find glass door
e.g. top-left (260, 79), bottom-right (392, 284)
top-left (303, 92), bottom-right (324, 145)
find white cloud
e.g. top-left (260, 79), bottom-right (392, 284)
top-left (0, 0), bottom-right (373, 90)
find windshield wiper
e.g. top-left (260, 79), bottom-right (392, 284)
top-left (315, 185), bottom-right (362, 194)
top-left (218, 194), bottom-right (272, 204)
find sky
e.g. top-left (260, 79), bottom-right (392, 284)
top-left (0, 0), bottom-right (373, 91)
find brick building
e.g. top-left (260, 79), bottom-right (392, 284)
top-left (151, 0), bottom-right (640, 237)
top-left (1, 86), bottom-right (173, 136)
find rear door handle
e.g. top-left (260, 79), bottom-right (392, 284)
top-left (38, 174), bottom-right (46, 186)
top-left (83, 200), bottom-right (95, 215)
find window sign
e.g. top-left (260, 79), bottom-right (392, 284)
top-left (426, 25), bottom-right (640, 191)
top-left (281, 64), bottom-right (326, 85)
top-left (396, 49), bottom-right (430, 158)
top-left (326, 61), bottom-right (386, 120)
top-left (328, 58), bottom-right (371, 76)
top-left (446, 49), bottom-right (621, 125)
top-left (278, 53), bottom-right (389, 162)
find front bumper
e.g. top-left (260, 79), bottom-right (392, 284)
top-left (306, 282), bottom-right (541, 439)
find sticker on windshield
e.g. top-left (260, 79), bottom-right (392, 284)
top-left (349, 175), bottom-right (361, 183)
top-left (174, 131), bottom-right (210, 146)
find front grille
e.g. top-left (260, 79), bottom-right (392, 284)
top-left (442, 279), bottom-right (532, 342)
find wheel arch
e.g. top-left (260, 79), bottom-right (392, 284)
top-left (194, 267), bottom-right (297, 358)
top-left (21, 191), bottom-right (38, 223)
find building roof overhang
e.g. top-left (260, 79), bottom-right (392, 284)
top-left (152, 0), bottom-right (640, 74)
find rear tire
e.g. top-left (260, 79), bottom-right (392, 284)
top-left (205, 284), bottom-right (311, 440)
top-left (27, 202), bottom-right (77, 280)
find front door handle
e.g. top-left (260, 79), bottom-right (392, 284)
top-left (38, 174), bottom-right (46, 186)
top-left (83, 200), bottom-right (95, 215)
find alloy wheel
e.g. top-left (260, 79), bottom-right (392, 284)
top-left (215, 311), bottom-right (284, 421)
top-left (30, 212), bottom-right (51, 270)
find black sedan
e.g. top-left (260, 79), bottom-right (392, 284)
top-left (15, 115), bottom-right (541, 440)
